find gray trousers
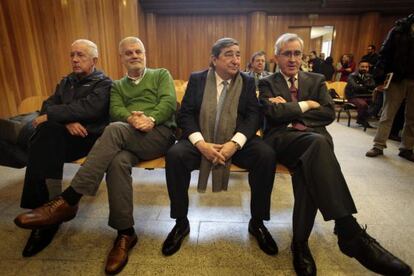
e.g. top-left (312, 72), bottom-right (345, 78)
top-left (71, 122), bottom-right (174, 230)
top-left (374, 78), bottom-right (414, 151)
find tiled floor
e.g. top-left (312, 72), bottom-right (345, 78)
top-left (0, 120), bottom-right (413, 275)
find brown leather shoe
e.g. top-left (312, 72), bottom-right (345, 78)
top-left (105, 234), bottom-right (138, 275)
top-left (14, 196), bottom-right (78, 229)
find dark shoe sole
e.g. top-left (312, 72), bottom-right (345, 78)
top-left (162, 227), bottom-right (190, 256)
top-left (105, 237), bottom-right (137, 275)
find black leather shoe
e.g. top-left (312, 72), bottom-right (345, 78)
top-left (338, 226), bottom-right (412, 275)
top-left (291, 241), bottom-right (317, 276)
top-left (162, 222), bottom-right (190, 256)
top-left (248, 219), bottom-right (278, 255)
top-left (399, 149), bottom-right (414, 162)
top-left (22, 224), bottom-right (59, 257)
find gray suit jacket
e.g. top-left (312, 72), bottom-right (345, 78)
top-left (258, 71), bottom-right (335, 141)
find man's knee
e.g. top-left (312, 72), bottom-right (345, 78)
top-left (166, 142), bottom-right (189, 164)
top-left (108, 151), bottom-right (135, 173)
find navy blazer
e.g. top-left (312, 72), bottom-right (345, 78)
top-left (178, 69), bottom-right (261, 140)
top-left (258, 71), bottom-right (335, 139)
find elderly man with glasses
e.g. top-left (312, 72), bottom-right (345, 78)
top-left (258, 33), bottom-right (412, 276)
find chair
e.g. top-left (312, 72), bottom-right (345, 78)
top-left (326, 81), bottom-right (357, 127)
top-left (18, 96), bottom-right (48, 114)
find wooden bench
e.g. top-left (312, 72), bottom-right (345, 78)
top-left (18, 86), bottom-right (290, 175)
top-left (73, 156), bottom-right (290, 174)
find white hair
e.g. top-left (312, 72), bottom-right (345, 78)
top-left (118, 37), bottom-right (145, 54)
top-left (274, 33), bottom-right (304, 55)
top-left (72, 39), bottom-right (98, 58)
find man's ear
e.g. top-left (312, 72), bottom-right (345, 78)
top-left (93, 57), bottom-right (98, 65)
top-left (211, 55), bottom-right (217, 67)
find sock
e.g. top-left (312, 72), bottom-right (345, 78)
top-left (61, 186), bottom-right (82, 206)
top-left (335, 215), bottom-right (361, 240)
top-left (118, 227), bottom-right (135, 237)
top-left (176, 217), bottom-right (189, 226)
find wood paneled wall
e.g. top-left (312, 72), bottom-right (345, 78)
top-left (150, 13), bottom-right (400, 80)
top-left (0, 0), bottom-right (404, 118)
top-left (0, 0), bottom-right (142, 118)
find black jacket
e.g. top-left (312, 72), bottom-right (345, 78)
top-left (41, 69), bottom-right (112, 135)
top-left (345, 72), bottom-right (376, 99)
top-left (373, 14), bottom-right (414, 83)
top-left (178, 69), bottom-right (261, 140)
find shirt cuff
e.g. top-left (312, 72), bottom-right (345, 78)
top-left (189, 132), bottom-right (204, 145)
top-left (231, 132), bottom-right (247, 149)
top-left (298, 101), bottom-right (310, 113)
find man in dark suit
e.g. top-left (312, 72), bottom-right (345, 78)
top-left (259, 33), bottom-right (412, 276)
top-left (246, 51), bottom-right (271, 89)
top-left (162, 38), bottom-right (277, 257)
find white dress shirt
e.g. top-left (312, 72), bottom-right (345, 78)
top-left (188, 72), bottom-right (247, 149)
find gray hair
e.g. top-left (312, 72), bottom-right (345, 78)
top-left (72, 39), bottom-right (98, 58)
top-left (274, 33), bottom-right (304, 55)
top-left (119, 37), bottom-right (145, 54)
top-left (211, 37), bottom-right (239, 58)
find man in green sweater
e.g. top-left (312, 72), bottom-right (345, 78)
top-left (14, 37), bottom-right (176, 274)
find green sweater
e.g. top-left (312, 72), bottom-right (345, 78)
top-left (110, 68), bottom-right (176, 128)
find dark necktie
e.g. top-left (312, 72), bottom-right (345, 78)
top-left (288, 77), bottom-right (307, 131)
top-left (289, 77), bottom-right (298, 101)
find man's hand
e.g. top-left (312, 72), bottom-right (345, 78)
top-left (269, 96), bottom-right (287, 104)
top-left (306, 100), bottom-right (321, 109)
top-left (218, 141), bottom-right (239, 161)
top-left (195, 141), bottom-right (225, 165)
top-left (375, 84), bottom-right (386, 92)
top-left (32, 114), bottom-right (48, 128)
top-left (127, 111), bottom-right (155, 132)
top-left (66, 122), bottom-right (88, 137)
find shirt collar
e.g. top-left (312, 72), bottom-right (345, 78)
top-left (127, 68), bottom-right (146, 84)
top-left (280, 71), bottom-right (298, 82)
top-left (215, 71), bottom-right (232, 87)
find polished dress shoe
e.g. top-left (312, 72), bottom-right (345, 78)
top-left (338, 227), bottom-right (412, 275)
top-left (14, 196), bottom-right (78, 229)
top-left (291, 241), bottom-right (316, 276)
top-left (248, 219), bottom-right (278, 255)
top-left (22, 224), bottom-right (60, 257)
top-left (162, 221), bottom-right (190, 256)
top-left (105, 234), bottom-right (138, 275)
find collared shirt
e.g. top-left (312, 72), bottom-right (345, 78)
top-left (279, 71), bottom-right (310, 113)
top-left (188, 72), bottom-right (247, 149)
top-left (127, 68), bottom-right (147, 85)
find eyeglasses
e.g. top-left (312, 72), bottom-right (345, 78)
top-left (279, 50), bottom-right (303, 58)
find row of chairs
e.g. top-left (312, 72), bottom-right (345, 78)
top-left (326, 81), bottom-right (364, 130)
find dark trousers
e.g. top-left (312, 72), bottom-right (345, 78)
top-left (348, 97), bottom-right (371, 122)
top-left (20, 121), bottom-right (99, 209)
top-left (265, 130), bottom-right (357, 242)
top-left (165, 136), bottom-right (276, 220)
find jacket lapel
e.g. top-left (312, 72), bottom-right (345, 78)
top-left (298, 71), bottom-right (309, 101)
top-left (274, 73), bottom-right (292, 101)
